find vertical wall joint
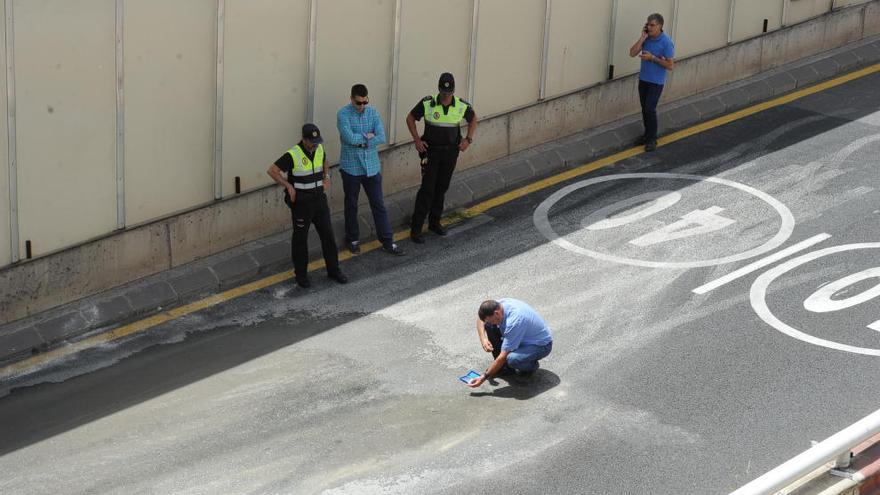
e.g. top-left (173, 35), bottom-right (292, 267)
top-left (389, 0), bottom-right (402, 144)
top-left (115, 0), bottom-right (125, 229)
top-left (539, 0), bottom-right (552, 100)
top-left (306, 0), bottom-right (318, 123)
top-left (213, 0), bottom-right (225, 200)
top-left (728, 0), bottom-right (737, 44)
top-left (467, 0), bottom-right (479, 104)
top-left (5, 0), bottom-right (18, 262)
top-left (607, 0), bottom-right (619, 80)
top-left (671, 0), bottom-right (681, 40)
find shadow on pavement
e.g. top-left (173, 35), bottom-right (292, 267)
top-left (470, 369), bottom-right (561, 400)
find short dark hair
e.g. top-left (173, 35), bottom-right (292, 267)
top-left (478, 300), bottom-right (501, 321)
top-left (647, 13), bottom-right (664, 27)
top-left (351, 84), bottom-right (368, 98)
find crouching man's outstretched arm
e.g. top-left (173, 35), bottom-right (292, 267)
top-left (467, 350), bottom-right (509, 388)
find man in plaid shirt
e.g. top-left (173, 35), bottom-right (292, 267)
top-left (336, 84), bottom-right (404, 256)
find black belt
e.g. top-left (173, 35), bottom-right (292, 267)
top-left (294, 187), bottom-right (324, 195)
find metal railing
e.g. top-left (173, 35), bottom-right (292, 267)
top-left (730, 407), bottom-right (880, 495)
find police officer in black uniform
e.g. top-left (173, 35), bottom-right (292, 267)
top-left (406, 72), bottom-right (478, 243)
top-left (267, 123), bottom-right (348, 288)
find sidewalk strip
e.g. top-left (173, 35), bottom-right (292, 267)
top-left (3, 62), bottom-right (878, 381)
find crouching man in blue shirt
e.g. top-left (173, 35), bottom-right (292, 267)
top-left (467, 298), bottom-right (553, 387)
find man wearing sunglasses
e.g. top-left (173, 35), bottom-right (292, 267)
top-left (406, 72), bottom-right (478, 244)
top-left (337, 84), bottom-right (404, 256)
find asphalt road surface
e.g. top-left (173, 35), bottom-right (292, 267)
top-left (2, 72), bottom-right (880, 495)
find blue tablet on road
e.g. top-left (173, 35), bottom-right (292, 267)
top-left (459, 370), bottom-right (482, 384)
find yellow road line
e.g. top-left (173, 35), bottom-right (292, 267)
top-left (3, 62), bottom-right (878, 380)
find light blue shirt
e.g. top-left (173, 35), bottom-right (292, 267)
top-left (336, 103), bottom-right (386, 177)
top-left (499, 298), bottom-right (553, 352)
top-left (640, 32), bottom-right (674, 85)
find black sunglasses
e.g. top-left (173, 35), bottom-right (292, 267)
top-left (353, 100), bottom-right (370, 106)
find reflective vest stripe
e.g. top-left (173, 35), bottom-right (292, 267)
top-left (293, 181), bottom-right (323, 190)
top-left (286, 144), bottom-right (324, 186)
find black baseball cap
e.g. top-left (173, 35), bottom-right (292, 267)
top-left (438, 72), bottom-right (455, 94)
top-left (302, 123), bottom-right (323, 143)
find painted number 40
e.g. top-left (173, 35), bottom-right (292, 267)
top-left (583, 191), bottom-right (736, 246)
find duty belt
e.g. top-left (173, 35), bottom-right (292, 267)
top-left (293, 181), bottom-right (323, 190)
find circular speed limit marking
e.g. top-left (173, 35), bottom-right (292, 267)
top-left (750, 243), bottom-right (880, 356)
top-left (533, 173), bottom-right (796, 268)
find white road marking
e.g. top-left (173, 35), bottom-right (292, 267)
top-left (750, 243), bottom-right (880, 356)
top-left (803, 267), bottom-right (880, 313)
top-left (583, 191), bottom-right (681, 231)
top-left (692, 115), bottom-right (826, 174)
top-left (533, 173), bottom-right (795, 268)
top-left (824, 134), bottom-right (880, 164)
top-left (692, 234), bottom-right (832, 294)
top-left (629, 206), bottom-right (735, 247)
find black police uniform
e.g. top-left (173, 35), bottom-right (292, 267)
top-left (409, 92), bottom-right (475, 237)
top-left (274, 142), bottom-right (342, 285)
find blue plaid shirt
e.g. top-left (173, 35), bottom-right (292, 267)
top-left (336, 103), bottom-right (386, 177)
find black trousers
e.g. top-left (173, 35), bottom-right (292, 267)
top-left (485, 324), bottom-right (503, 360)
top-left (289, 190), bottom-right (339, 279)
top-left (484, 324), bottom-right (516, 374)
top-left (411, 146), bottom-right (459, 233)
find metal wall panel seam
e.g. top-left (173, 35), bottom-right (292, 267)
top-left (607, 0), bottom-right (618, 79)
top-left (213, 0), bottom-right (225, 200)
top-left (115, 0), bottom-right (125, 228)
top-left (307, 0), bottom-right (318, 122)
top-left (467, 0), bottom-right (479, 104)
top-left (671, 0), bottom-right (680, 40)
top-left (4, 0), bottom-right (17, 262)
top-left (539, 0), bottom-right (551, 100)
top-left (728, 0), bottom-right (737, 44)
top-left (389, 0), bottom-right (402, 144)
top-left (782, 0), bottom-right (790, 26)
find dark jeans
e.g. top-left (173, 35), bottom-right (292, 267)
top-left (341, 170), bottom-right (394, 247)
top-left (289, 190), bottom-right (339, 280)
top-left (485, 324), bottom-right (504, 361)
top-left (638, 80), bottom-right (664, 141)
top-left (411, 146), bottom-right (459, 233)
top-left (484, 324), bottom-right (552, 373)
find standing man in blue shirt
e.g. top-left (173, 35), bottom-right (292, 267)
top-left (337, 84), bottom-right (404, 256)
top-left (629, 13), bottom-right (675, 152)
top-left (466, 298), bottom-right (553, 387)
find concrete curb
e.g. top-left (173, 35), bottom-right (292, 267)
top-left (1, 36), bottom-right (879, 367)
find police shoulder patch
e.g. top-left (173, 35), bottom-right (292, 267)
top-left (422, 95), bottom-right (433, 102)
